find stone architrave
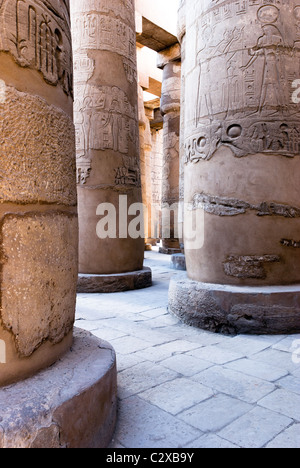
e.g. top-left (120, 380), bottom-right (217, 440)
top-left (72, 0), bottom-right (152, 292)
top-left (169, 0), bottom-right (300, 334)
top-left (158, 50), bottom-right (181, 255)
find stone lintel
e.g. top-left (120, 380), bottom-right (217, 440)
top-left (77, 267), bottom-right (152, 293)
top-left (0, 329), bottom-right (117, 448)
top-left (169, 275), bottom-right (300, 335)
top-left (136, 17), bottom-right (178, 52)
top-left (157, 43), bottom-right (181, 70)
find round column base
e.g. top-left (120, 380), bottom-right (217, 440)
top-left (169, 274), bottom-right (300, 335)
top-left (159, 247), bottom-right (182, 255)
top-left (0, 329), bottom-right (117, 448)
top-left (171, 253), bottom-right (186, 271)
top-left (77, 267), bottom-right (152, 293)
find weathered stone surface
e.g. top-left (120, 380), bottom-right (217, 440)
top-left (0, 86), bottom-right (76, 205)
top-left (159, 246), bottom-right (182, 255)
top-left (160, 59), bottom-right (181, 253)
top-left (0, 212), bottom-right (78, 357)
top-left (0, 0), bottom-right (77, 386)
top-left (0, 329), bottom-right (117, 448)
top-left (190, 193), bottom-right (300, 219)
top-left (185, 0), bottom-right (300, 162)
top-left (0, 0), bottom-right (73, 97)
top-left (77, 267), bottom-right (152, 293)
top-left (223, 255), bottom-right (281, 280)
top-left (171, 253), bottom-right (186, 271)
top-left (72, 0), bottom-right (146, 279)
top-left (180, 0), bottom-right (300, 297)
top-left (169, 275), bottom-right (300, 335)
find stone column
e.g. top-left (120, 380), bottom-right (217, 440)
top-left (158, 46), bottom-right (182, 255)
top-left (0, 0), bottom-right (77, 387)
top-left (169, 0), bottom-right (300, 334)
top-left (0, 0), bottom-right (117, 448)
top-left (138, 85), bottom-right (155, 250)
top-left (72, 0), bottom-right (152, 293)
top-left (171, 0), bottom-right (187, 272)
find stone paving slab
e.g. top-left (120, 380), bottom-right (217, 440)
top-left (258, 389), bottom-right (300, 421)
top-left (178, 394), bottom-right (252, 432)
top-left (113, 396), bottom-right (202, 448)
top-left (187, 345), bottom-right (244, 365)
top-left (266, 424), bottom-right (300, 448)
top-left (225, 358), bottom-right (288, 382)
top-left (76, 250), bottom-right (300, 448)
top-left (139, 377), bottom-right (214, 416)
top-left (218, 407), bottom-right (292, 448)
top-left (160, 354), bottom-right (213, 377)
top-left (117, 361), bottom-right (179, 400)
top-left (186, 434), bottom-right (239, 449)
top-left (191, 367), bottom-right (276, 404)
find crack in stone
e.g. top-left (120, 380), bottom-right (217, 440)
top-left (223, 255), bottom-right (281, 279)
top-left (190, 193), bottom-right (300, 218)
top-left (281, 238), bottom-right (300, 248)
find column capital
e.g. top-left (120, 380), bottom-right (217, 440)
top-left (157, 43), bottom-right (181, 70)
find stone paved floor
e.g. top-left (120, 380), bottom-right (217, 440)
top-left (75, 250), bottom-right (300, 449)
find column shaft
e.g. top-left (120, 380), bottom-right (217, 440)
top-left (160, 60), bottom-right (181, 254)
top-left (72, 0), bottom-right (145, 275)
top-left (169, 0), bottom-right (300, 334)
top-left (0, 0), bottom-right (77, 386)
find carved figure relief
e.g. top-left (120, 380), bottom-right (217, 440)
top-left (74, 84), bottom-right (136, 157)
top-left (186, 0), bottom-right (300, 162)
top-left (0, 0), bottom-right (73, 96)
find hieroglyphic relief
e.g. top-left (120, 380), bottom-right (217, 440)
top-left (0, 0), bottom-right (73, 96)
top-left (186, 0), bottom-right (300, 162)
top-left (72, 0), bottom-right (140, 187)
top-left (72, 12), bottom-right (136, 65)
top-left (71, 0), bottom-right (134, 25)
top-left (74, 83), bottom-right (140, 186)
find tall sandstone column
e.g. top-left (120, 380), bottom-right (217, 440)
top-left (0, 0), bottom-right (78, 387)
top-left (178, 0), bottom-right (186, 253)
top-left (0, 1), bottom-right (117, 448)
top-left (159, 53), bottom-right (181, 255)
top-left (169, 0), bottom-right (300, 334)
top-left (72, 0), bottom-right (152, 292)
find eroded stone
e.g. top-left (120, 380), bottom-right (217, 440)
top-left (0, 212), bottom-right (78, 357)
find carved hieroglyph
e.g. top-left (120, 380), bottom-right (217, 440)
top-left (0, 0), bottom-right (77, 386)
top-left (72, 0), bottom-right (139, 188)
top-left (0, 0), bottom-right (73, 96)
top-left (185, 0), bottom-right (300, 163)
top-left (72, 0), bottom-right (144, 275)
top-left (182, 0), bottom-right (300, 287)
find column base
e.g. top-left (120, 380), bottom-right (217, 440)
top-left (145, 243), bottom-right (152, 251)
top-left (171, 253), bottom-right (186, 271)
top-left (159, 247), bottom-right (182, 255)
top-left (0, 329), bottom-right (117, 448)
top-left (77, 267), bottom-right (152, 293)
top-left (169, 274), bottom-right (300, 335)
